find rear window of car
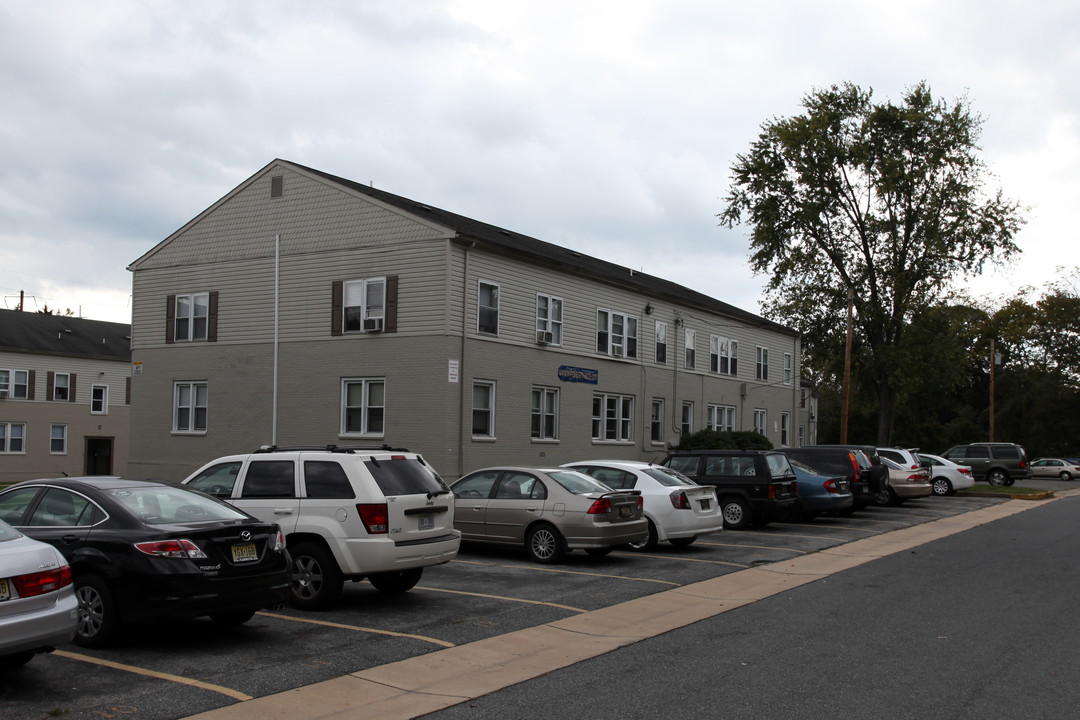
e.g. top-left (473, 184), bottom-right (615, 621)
top-left (547, 470), bottom-right (612, 495)
top-left (111, 486), bottom-right (249, 524)
top-left (642, 466), bottom-right (696, 487)
top-left (991, 446), bottom-right (1019, 460)
top-left (365, 457), bottom-right (449, 496)
top-left (304, 461), bottom-right (356, 499)
top-left (787, 451), bottom-right (850, 475)
top-left (765, 453), bottom-right (794, 478)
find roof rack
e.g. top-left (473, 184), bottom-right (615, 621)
top-left (253, 444), bottom-right (412, 454)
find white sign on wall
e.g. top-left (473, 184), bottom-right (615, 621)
top-left (448, 359), bottom-right (459, 383)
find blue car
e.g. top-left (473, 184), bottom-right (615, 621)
top-left (786, 458), bottom-right (854, 520)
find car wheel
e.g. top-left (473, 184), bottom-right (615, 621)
top-left (721, 497), bottom-right (751, 530)
top-left (289, 542), bottom-right (344, 610)
top-left (75, 575), bottom-right (121, 648)
top-left (1060, 471), bottom-right (1073, 481)
top-left (0, 651), bottom-right (35, 669)
top-left (873, 486), bottom-right (893, 506)
top-left (932, 477), bottom-right (953, 496)
top-left (585, 547), bottom-right (613, 557)
top-left (525, 523), bottom-right (565, 564)
top-left (669, 537), bottom-right (696, 548)
top-left (627, 519), bottom-right (658, 552)
top-left (368, 568), bottom-right (423, 593)
top-left (987, 469), bottom-right (1008, 486)
top-left (210, 609), bottom-right (257, 626)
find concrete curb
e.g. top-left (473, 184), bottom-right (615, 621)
top-left (185, 492), bottom-right (1075, 720)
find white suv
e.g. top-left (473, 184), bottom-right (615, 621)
top-left (182, 446), bottom-right (460, 609)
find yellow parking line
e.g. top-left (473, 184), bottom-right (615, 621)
top-left (416, 586), bottom-right (586, 613)
top-left (53, 650), bottom-right (252, 701)
top-left (453, 559), bottom-right (680, 586)
top-left (256, 612), bottom-right (455, 648)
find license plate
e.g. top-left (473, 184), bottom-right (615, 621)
top-left (231, 543), bottom-right (258, 562)
top-left (0, 578), bottom-right (9, 601)
top-left (700, 499), bottom-right (711, 510)
top-left (619, 506), bottom-right (632, 517)
top-left (418, 514), bottom-right (434, 530)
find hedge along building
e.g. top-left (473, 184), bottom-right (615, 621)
top-left (126, 159), bottom-right (803, 483)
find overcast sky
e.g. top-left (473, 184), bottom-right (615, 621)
top-left (2, 1), bottom-right (1076, 324)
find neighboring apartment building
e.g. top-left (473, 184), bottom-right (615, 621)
top-left (126, 159), bottom-right (804, 482)
top-left (0, 309), bottom-right (131, 482)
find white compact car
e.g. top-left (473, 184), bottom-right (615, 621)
top-left (184, 445), bottom-right (460, 609)
top-left (563, 460), bottom-right (723, 551)
top-left (919, 453), bottom-right (976, 496)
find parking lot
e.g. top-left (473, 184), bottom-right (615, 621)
top-left (0, 493), bottom-right (1013, 720)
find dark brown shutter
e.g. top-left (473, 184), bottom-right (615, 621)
top-left (208, 291), bottom-right (219, 342)
top-left (385, 276), bottom-right (398, 333)
top-left (166, 295), bottom-right (176, 344)
top-left (27, 370), bottom-right (35, 400)
top-left (331, 281), bottom-right (343, 336)
top-left (69, 373), bottom-right (77, 403)
top-left (47, 371), bottom-right (55, 400)
top-left (126, 376), bottom-right (131, 405)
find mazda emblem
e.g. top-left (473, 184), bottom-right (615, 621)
top-left (240, 530), bottom-right (252, 541)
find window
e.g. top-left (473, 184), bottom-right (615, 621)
top-left (681, 402), bottom-right (694, 436)
top-left (708, 404), bottom-right (736, 432)
top-left (478, 281), bottom-right (500, 335)
top-left (753, 408), bottom-right (767, 435)
top-left (50, 424), bottom-right (67, 454)
top-left (596, 309), bottom-right (638, 358)
top-left (655, 321), bottom-right (667, 364)
top-left (176, 292), bottom-right (210, 341)
top-left (174, 382), bottom-right (208, 432)
top-left (536, 294), bottom-right (563, 345)
top-left (342, 277), bottom-right (386, 333)
top-left (710, 337), bottom-right (738, 376)
top-left (531, 387), bottom-right (559, 440)
top-left (592, 393), bottom-right (633, 442)
top-left (684, 329), bottom-right (696, 369)
top-left (51, 372), bottom-right (71, 402)
top-left (783, 353), bottom-right (793, 385)
top-left (91, 385), bottom-right (108, 414)
top-left (781, 412), bottom-right (791, 446)
top-left (0, 369), bottom-right (29, 399)
top-left (342, 378), bottom-right (385, 436)
top-left (650, 399), bottom-right (664, 443)
top-left (241, 461), bottom-right (296, 498)
top-left (799, 425), bottom-right (805, 446)
top-left (472, 381), bottom-right (495, 438)
top-left (0, 422), bottom-right (26, 453)
top-left (756, 346), bottom-right (769, 381)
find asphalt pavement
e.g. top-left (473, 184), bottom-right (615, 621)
top-left (181, 482), bottom-right (1080, 720)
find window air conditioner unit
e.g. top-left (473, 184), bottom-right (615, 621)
top-left (612, 346), bottom-right (624, 358)
top-left (536, 330), bottom-right (553, 345)
top-left (363, 317), bottom-right (384, 333)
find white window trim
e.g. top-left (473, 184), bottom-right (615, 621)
top-left (173, 381), bottom-right (208, 434)
top-left (592, 392), bottom-right (635, 443)
top-left (756, 346), bottom-right (770, 381)
top-left (91, 384), bottom-right (109, 415)
top-left (50, 423), bottom-right (68, 455)
top-left (342, 277), bottom-right (387, 333)
top-left (478, 280), bottom-right (500, 336)
top-left (655, 321), bottom-right (668, 365)
top-left (340, 377), bottom-right (386, 438)
top-left (472, 380), bottom-right (496, 439)
top-left (535, 294), bottom-right (564, 346)
top-left (781, 411), bottom-right (791, 446)
top-left (783, 353), bottom-right (793, 385)
top-left (0, 422), bottom-right (27, 454)
top-left (684, 329), bottom-right (696, 369)
top-left (531, 386), bottom-right (560, 441)
top-left (708, 404), bottom-right (737, 432)
top-left (175, 292), bottom-right (210, 342)
top-left (681, 401), bottom-right (694, 436)
top-left (753, 408), bottom-right (767, 436)
top-left (596, 308), bottom-right (638, 358)
top-left (650, 398), bottom-right (664, 444)
top-left (52, 372), bottom-right (70, 402)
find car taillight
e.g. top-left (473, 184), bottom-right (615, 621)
top-left (587, 497), bottom-right (613, 515)
top-left (272, 529), bottom-right (286, 552)
top-left (958, 468), bottom-right (972, 475)
top-left (135, 539), bottom-right (208, 559)
top-left (824, 479), bottom-right (839, 493)
top-left (10, 565), bottom-right (73, 597)
top-left (357, 503), bottom-right (389, 533)
top-left (670, 491), bottom-right (691, 509)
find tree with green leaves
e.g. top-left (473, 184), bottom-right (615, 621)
top-left (720, 81), bottom-right (1026, 444)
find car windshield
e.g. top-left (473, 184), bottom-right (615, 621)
top-left (109, 486), bottom-right (249, 525)
top-left (547, 471), bottom-right (613, 494)
top-left (642, 466), bottom-right (696, 487)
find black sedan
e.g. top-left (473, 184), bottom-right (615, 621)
top-left (0, 476), bottom-right (291, 647)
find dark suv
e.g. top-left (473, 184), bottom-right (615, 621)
top-left (941, 442), bottom-right (1031, 486)
top-left (783, 446), bottom-right (879, 509)
top-left (661, 450), bottom-right (798, 530)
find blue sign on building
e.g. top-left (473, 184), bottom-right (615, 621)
top-left (558, 365), bottom-right (598, 384)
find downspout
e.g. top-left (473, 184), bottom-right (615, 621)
top-left (272, 234), bottom-right (280, 446)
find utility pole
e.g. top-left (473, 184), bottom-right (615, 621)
top-left (840, 289), bottom-right (853, 443)
top-left (989, 339), bottom-right (997, 442)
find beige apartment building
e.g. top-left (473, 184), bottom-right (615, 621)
top-left (0, 309), bottom-right (131, 483)
top-left (126, 159), bottom-right (804, 482)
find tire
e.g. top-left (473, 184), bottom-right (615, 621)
top-left (585, 547), bottom-right (613, 558)
top-left (669, 537), bottom-right (696, 548)
top-left (210, 609), bottom-right (257, 626)
top-left (289, 542), bottom-right (344, 610)
top-left (873, 485), bottom-right (894, 507)
top-left (720, 497), bottom-right (751, 530)
top-left (525, 523), bottom-right (565, 564)
top-left (1061, 472), bottom-right (1073, 481)
top-left (932, 477), bottom-right (953, 496)
top-left (368, 568), bottom-right (423, 594)
top-left (74, 575), bottom-right (121, 648)
top-left (987, 469), bottom-right (1008, 486)
top-left (626, 519), bottom-right (658, 552)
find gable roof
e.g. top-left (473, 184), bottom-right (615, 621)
top-left (0, 309), bottom-right (131, 360)
top-left (287, 161), bottom-right (794, 336)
